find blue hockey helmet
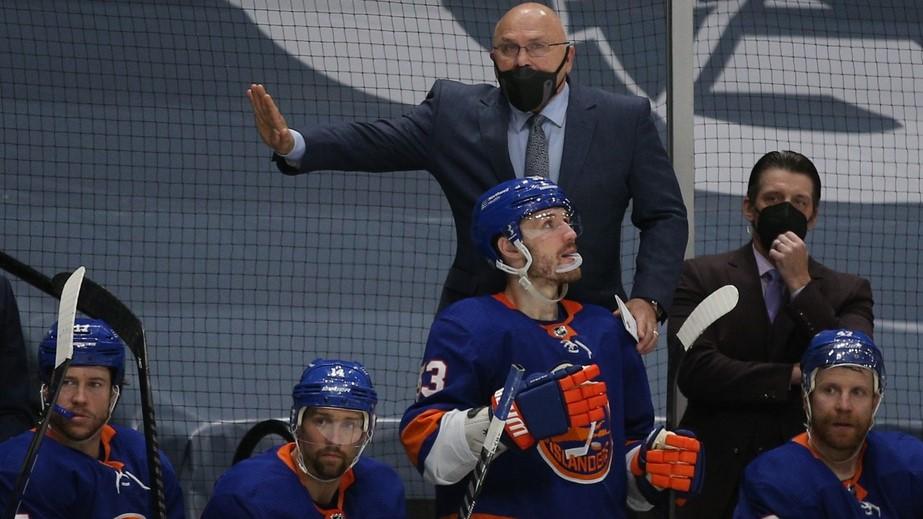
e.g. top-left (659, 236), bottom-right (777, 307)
top-left (801, 329), bottom-right (884, 396)
top-left (291, 358), bottom-right (378, 431)
top-left (39, 317), bottom-right (126, 385)
top-left (471, 176), bottom-right (576, 266)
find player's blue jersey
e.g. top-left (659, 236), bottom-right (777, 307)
top-left (0, 424), bottom-right (185, 519)
top-left (202, 443), bottom-right (406, 519)
top-left (735, 430), bottom-right (923, 519)
top-left (401, 294), bottom-right (654, 518)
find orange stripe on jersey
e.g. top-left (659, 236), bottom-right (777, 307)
top-left (492, 294), bottom-right (585, 341)
top-left (792, 432), bottom-right (869, 501)
top-left (492, 293), bottom-right (516, 309)
top-left (543, 301), bottom-right (581, 340)
top-left (277, 442), bottom-right (300, 473)
top-left (400, 408), bottom-right (446, 466)
top-left (276, 442), bottom-right (357, 511)
top-left (98, 424), bottom-right (125, 472)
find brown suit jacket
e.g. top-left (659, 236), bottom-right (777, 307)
top-left (667, 243), bottom-right (873, 519)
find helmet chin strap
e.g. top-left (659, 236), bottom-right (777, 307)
top-left (292, 441), bottom-right (340, 483)
top-left (495, 240), bottom-right (580, 304)
top-left (292, 436), bottom-right (371, 483)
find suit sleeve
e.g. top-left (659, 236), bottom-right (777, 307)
top-left (620, 331), bottom-right (655, 441)
top-left (626, 99), bottom-right (688, 313)
top-left (785, 274), bottom-right (873, 340)
top-left (0, 275), bottom-right (34, 442)
top-left (670, 261), bottom-right (794, 404)
top-left (274, 81), bottom-right (440, 175)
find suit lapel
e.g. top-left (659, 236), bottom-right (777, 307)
top-left (558, 85), bottom-right (597, 193)
top-left (725, 245), bottom-right (774, 354)
top-left (726, 245), bottom-right (765, 321)
top-left (479, 89), bottom-right (515, 182)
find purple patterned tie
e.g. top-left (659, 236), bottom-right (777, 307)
top-left (525, 114), bottom-right (549, 178)
top-left (763, 270), bottom-right (785, 321)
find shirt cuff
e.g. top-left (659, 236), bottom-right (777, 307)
top-left (281, 129), bottom-right (306, 167)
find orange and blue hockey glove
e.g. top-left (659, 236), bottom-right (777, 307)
top-left (491, 364), bottom-right (607, 450)
top-left (630, 426), bottom-right (704, 503)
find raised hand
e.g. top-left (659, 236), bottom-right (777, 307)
top-left (246, 83), bottom-right (295, 155)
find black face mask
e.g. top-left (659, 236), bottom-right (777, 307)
top-left (754, 201), bottom-right (808, 251)
top-left (496, 52), bottom-right (569, 112)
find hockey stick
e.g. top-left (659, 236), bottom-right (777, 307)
top-left (4, 267), bottom-right (83, 519)
top-left (662, 285), bottom-right (739, 514)
top-left (49, 272), bottom-right (167, 519)
top-left (232, 419), bottom-right (295, 465)
top-left (0, 251), bottom-right (167, 519)
top-left (458, 364), bottom-right (525, 519)
top-left (676, 285), bottom-right (740, 350)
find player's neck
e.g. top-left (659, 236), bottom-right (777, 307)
top-left (505, 283), bottom-right (560, 321)
top-left (810, 436), bottom-right (862, 481)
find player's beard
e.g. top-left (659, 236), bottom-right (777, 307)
top-left (48, 406), bottom-right (108, 444)
top-left (527, 248), bottom-right (582, 285)
top-left (304, 445), bottom-right (354, 480)
top-left (810, 410), bottom-right (873, 460)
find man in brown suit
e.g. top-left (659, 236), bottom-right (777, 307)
top-left (667, 150), bottom-right (874, 519)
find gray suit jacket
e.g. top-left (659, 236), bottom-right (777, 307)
top-left (667, 243), bottom-right (874, 519)
top-left (278, 79), bottom-right (687, 311)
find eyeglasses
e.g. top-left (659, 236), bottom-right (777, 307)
top-left (493, 41), bottom-right (571, 59)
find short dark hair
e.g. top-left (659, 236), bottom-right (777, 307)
top-left (746, 151), bottom-right (821, 207)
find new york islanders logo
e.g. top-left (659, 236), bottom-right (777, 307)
top-left (536, 406), bottom-right (612, 483)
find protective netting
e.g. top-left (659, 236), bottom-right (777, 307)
top-left (1, 1), bottom-right (919, 516)
top-left (692, 0), bottom-right (921, 440)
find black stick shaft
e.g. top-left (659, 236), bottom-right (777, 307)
top-left (458, 364), bottom-right (524, 519)
top-left (133, 339), bottom-right (167, 519)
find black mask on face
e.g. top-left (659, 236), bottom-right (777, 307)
top-left (496, 51), bottom-right (569, 112)
top-left (754, 201), bottom-right (808, 251)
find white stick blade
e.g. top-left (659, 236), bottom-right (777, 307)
top-left (55, 266), bottom-right (86, 368)
top-left (677, 285), bottom-right (739, 350)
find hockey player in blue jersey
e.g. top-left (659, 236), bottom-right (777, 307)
top-left (400, 176), bottom-right (704, 518)
top-left (202, 358), bottom-right (406, 518)
top-left (0, 317), bottom-right (185, 518)
top-left (735, 329), bottom-right (923, 518)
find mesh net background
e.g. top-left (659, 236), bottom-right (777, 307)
top-left (1, 1), bottom-right (919, 515)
